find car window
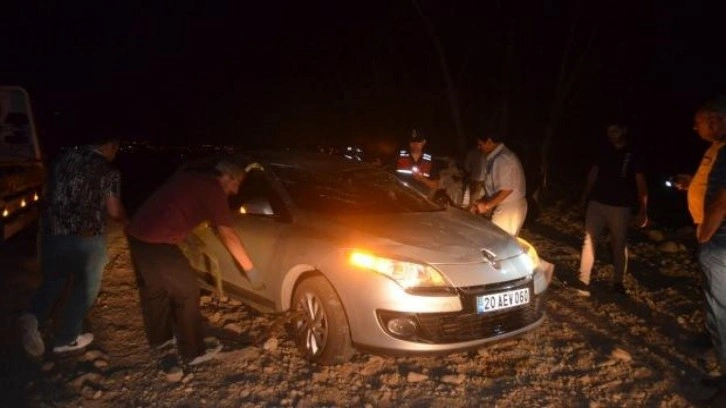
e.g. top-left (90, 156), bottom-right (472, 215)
top-left (273, 165), bottom-right (441, 215)
top-left (230, 169), bottom-right (286, 218)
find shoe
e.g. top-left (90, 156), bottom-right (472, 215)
top-left (571, 280), bottom-right (590, 297)
top-left (154, 337), bottom-right (177, 350)
top-left (53, 333), bottom-right (94, 354)
top-left (612, 283), bottom-right (627, 295)
top-left (187, 344), bottom-right (222, 366)
top-left (19, 313), bottom-right (45, 357)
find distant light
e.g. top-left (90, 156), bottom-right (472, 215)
top-left (2, 209), bottom-right (8, 218)
top-left (33, 193), bottom-right (39, 201)
top-left (20, 199), bottom-right (26, 208)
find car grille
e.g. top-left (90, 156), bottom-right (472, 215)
top-left (414, 280), bottom-right (545, 344)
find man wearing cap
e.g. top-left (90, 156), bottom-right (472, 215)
top-left (125, 157), bottom-right (263, 366)
top-left (470, 133), bottom-right (527, 236)
top-left (395, 129), bottom-right (440, 191)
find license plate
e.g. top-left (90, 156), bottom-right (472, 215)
top-left (476, 288), bottom-right (530, 313)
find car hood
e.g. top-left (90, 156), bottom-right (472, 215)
top-left (324, 207), bottom-right (523, 264)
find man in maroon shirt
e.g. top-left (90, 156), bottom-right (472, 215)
top-left (126, 158), bottom-right (261, 366)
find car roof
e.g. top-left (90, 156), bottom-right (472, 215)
top-left (244, 149), bottom-right (377, 173)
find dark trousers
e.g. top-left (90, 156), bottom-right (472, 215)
top-left (127, 236), bottom-right (204, 359)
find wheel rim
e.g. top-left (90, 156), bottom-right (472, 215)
top-left (294, 291), bottom-right (328, 358)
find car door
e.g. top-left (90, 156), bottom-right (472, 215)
top-left (216, 167), bottom-right (289, 293)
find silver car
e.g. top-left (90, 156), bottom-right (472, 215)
top-left (183, 151), bottom-right (549, 365)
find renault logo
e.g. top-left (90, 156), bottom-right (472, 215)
top-left (482, 249), bottom-right (501, 269)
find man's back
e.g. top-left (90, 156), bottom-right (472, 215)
top-left (42, 147), bottom-right (120, 236)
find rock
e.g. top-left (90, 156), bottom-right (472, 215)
top-left (312, 372), bottom-right (328, 382)
top-left (81, 385), bottom-right (97, 399)
top-left (646, 230), bottom-right (666, 242)
top-left (82, 349), bottom-right (106, 362)
top-left (41, 362), bottom-right (54, 372)
top-left (263, 337), bottom-right (279, 351)
top-left (611, 348), bottom-right (632, 362)
top-left (407, 372), bottom-right (428, 383)
top-left (223, 322), bottom-right (244, 334)
top-left (633, 367), bottom-right (652, 379)
top-left (71, 373), bottom-right (103, 388)
top-left (200, 295), bottom-right (213, 305)
top-left (381, 373), bottom-right (400, 386)
top-left (657, 241), bottom-right (680, 254)
top-left (208, 312), bottom-right (222, 324)
top-left (228, 298), bottom-right (242, 306)
top-left (93, 359), bottom-right (109, 369)
top-left (440, 374), bottom-right (466, 385)
top-left (165, 366), bottom-right (184, 382)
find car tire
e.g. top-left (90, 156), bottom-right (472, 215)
top-left (291, 275), bottom-right (354, 365)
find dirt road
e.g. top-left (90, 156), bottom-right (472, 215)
top-left (0, 205), bottom-right (719, 407)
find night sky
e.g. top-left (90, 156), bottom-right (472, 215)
top-left (3, 0), bottom-right (726, 179)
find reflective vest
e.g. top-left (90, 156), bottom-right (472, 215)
top-left (396, 150), bottom-right (433, 178)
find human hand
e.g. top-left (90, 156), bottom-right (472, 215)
top-left (245, 267), bottom-right (266, 291)
top-left (672, 174), bottom-right (692, 191)
top-left (475, 201), bottom-right (493, 216)
top-left (632, 212), bottom-right (648, 229)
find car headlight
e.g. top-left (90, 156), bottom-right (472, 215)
top-left (516, 237), bottom-right (538, 273)
top-left (348, 250), bottom-right (450, 289)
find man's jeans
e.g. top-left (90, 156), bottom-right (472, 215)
top-left (699, 232), bottom-right (726, 372)
top-left (579, 200), bottom-right (631, 285)
top-left (29, 234), bottom-right (108, 346)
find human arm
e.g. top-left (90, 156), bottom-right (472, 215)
top-left (474, 189), bottom-right (513, 214)
top-left (673, 174), bottom-right (693, 191)
top-left (698, 187), bottom-right (726, 243)
top-left (216, 225), bottom-right (254, 271)
top-left (413, 172), bottom-right (440, 190)
top-left (106, 195), bottom-right (128, 227)
top-left (217, 225), bottom-right (265, 289)
top-left (633, 172), bottom-right (649, 228)
top-left (579, 165), bottom-right (598, 207)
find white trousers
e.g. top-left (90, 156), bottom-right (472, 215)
top-left (492, 197), bottom-right (528, 237)
top-left (578, 200), bottom-right (631, 285)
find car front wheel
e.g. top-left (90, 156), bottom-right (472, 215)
top-left (291, 275), bottom-right (354, 365)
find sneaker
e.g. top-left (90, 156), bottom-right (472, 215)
top-left (19, 313), bottom-right (45, 357)
top-left (612, 283), bottom-right (627, 295)
top-left (53, 333), bottom-right (94, 354)
top-left (187, 344), bottom-right (223, 366)
top-left (571, 280), bottom-right (591, 297)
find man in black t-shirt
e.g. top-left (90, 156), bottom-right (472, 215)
top-left (572, 121), bottom-right (648, 297)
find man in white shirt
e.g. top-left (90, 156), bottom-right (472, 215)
top-left (470, 133), bottom-right (527, 236)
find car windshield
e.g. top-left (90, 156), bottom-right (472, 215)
top-left (273, 164), bottom-right (442, 215)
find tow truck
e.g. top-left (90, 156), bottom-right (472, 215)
top-left (0, 86), bottom-right (44, 242)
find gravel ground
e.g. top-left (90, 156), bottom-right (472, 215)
top-left (0, 201), bottom-right (719, 407)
